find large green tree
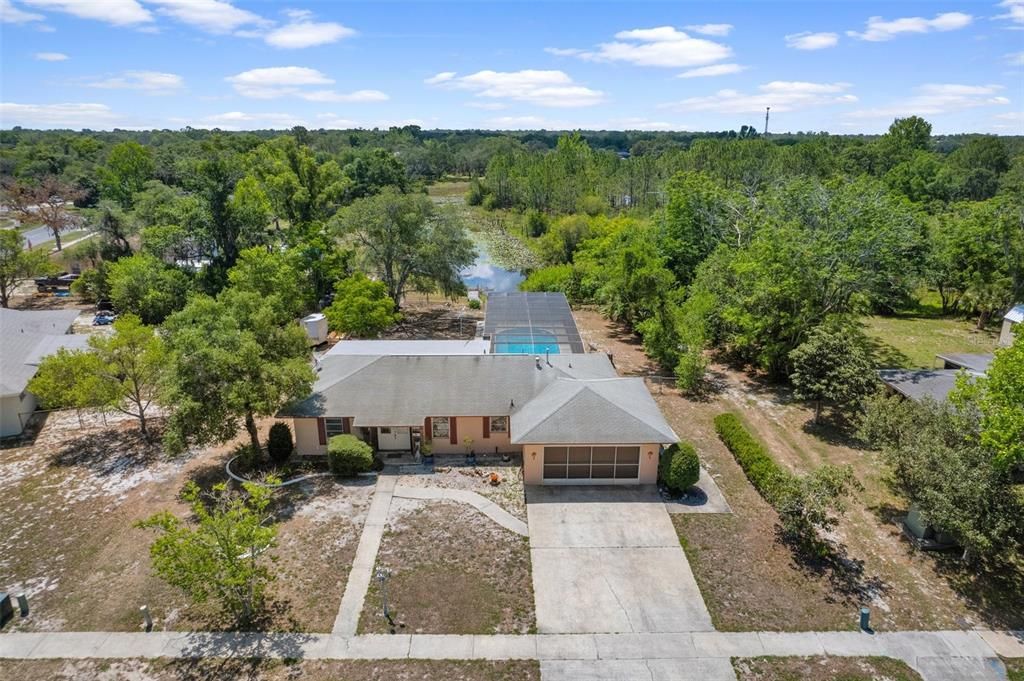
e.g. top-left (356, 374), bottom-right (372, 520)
top-left (106, 253), bottom-right (191, 324)
top-left (336, 188), bottom-right (475, 308)
top-left (789, 324), bottom-right (877, 423)
top-left (161, 289), bottom-right (315, 453)
top-left (99, 141), bottom-right (154, 209)
top-left (0, 228), bottom-right (51, 308)
top-left (227, 246), bottom-right (308, 319)
top-left (323, 272), bottom-right (399, 338)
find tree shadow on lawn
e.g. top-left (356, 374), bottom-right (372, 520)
top-left (800, 412), bottom-right (870, 450)
top-left (171, 615), bottom-right (314, 681)
top-left (931, 554), bottom-right (1024, 630)
top-left (49, 424), bottom-right (164, 476)
top-left (780, 529), bottom-right (891, 609)
top-left (862, 333), bottom-right (914, 370)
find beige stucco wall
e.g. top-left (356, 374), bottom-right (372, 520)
top-left (294, 417), bottom-right (326, 456)
top-left (522, 443), bottom-right (661, 485)
top-left (426, 416), bottom-right (515, 455)
top-left (0, 393), bottom-right (35, 438)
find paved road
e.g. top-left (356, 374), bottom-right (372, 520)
top-left (526, 485), bottom-right (714, 635)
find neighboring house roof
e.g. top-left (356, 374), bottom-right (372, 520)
top-left (0, 307), bottom-right (88, 398)
top-left (1005, 304), bottom-right (1024, 324)
top-left (878, 368), bottom-right (978, 403)
top-left (510, 378), bottom-right (678, 445)
top-left (935, 353), bottom-right (994, 373)
top-left (324, 339), bottom-right (490, 357)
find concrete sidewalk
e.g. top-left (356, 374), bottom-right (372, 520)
top-left (331, 474), bottom-right (396, 635)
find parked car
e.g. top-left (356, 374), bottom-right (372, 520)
top-left (92, 310), bottom-right (117, 326)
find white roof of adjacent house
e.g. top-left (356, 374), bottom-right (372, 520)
top-left (325, 339), bottom-right (490, 357)
top-left (280, 352), bottom-right (677, 444)
top-left (510, 378), bottom-right (678, 444)
top-left (0, 307), bottom-right (90, 397)
top-left (1006, 304), bottom-right (1024, 324)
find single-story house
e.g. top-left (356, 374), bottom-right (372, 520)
top-left (1001, 304), bottom-right (1023, 348)
top-left (279, 351), bottom-right (678, 485)
top-left (0, 307), bottom-right (90, 437)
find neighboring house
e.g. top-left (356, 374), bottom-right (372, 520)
top-left (1000, 304), bottom-right (1023, 348)
top-left (0, 307), bottom-right (89, 437)
top-left (878, 352), bottom-right (992, 403)
top-left (280, 352), bottom-right (677, 485)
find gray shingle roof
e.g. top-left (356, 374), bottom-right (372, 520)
top-left (1, 308), bottom-right (86, 397)
top-left (935, 353), bottom-right (993, 373)
top-left (878, 369), bottom-right (977, 402)
top-left (280, 351), bottom-right (678, 446)
top-left (510, 378), bottom-right (678, 444)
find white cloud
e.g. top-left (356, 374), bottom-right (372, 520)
top-left (611, 117), bottom-right (689, 130)
top-left (487, 115), bottom-right (552, 128)
top-left (996, 0), bottom-right (1024, 25)
top-left (428, 69), bottom-right (605, 108)
top-left (34, 51), bottom-right (68, 61)
top-left (424, 72), bottom-right (456, 85)
top-left (994, 111), bottom-right (1024, 121)
top-left (552, 25), bottom-right (731, 68)
top-left (785, 32), bottom-right (839, 50)
top-left (226, 66), bottom-right (333, 98)
top-left (677, 63), bottom-right (746, 78)
top-left (87, 70), bottom-right (183, 94)
top-left (847, 12), bottom-right (972, 41)
top-left (264, 13), bottom-right (355, 48)
top-left (300, 89), bottom-right (388, 103)
top-left (663, 81), bottom-right (856, 114)
top-left (843, 83), bottom-right (1009, 119)
top-left (0, 101), bottom-right (121, 128)
top-left (1, 0), bottom-right (44, 23)
top-left (145, 0), bottom-right (268, 34)
top-left (226, 66), bottom-right (385, 103)
top-left (22, 0), bottom-right (152, 25)
top-left (1006, 51), bottom-right (1024, 65)
top-left (684, 23), bottom-right (733, 36)
top-left (197, 110), bottom-right (307, 129)
top-left (544, 47), bottom-right (586, 57)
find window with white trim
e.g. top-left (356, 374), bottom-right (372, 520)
top-left (489, 416), bottom-right (508, 433)
top-left (431, 417), bottom-right (449, 438)
top-left (325, 418), bottom-right (345, 437)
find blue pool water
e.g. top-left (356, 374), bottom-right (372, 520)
top-left (493, 330), bottom-right (560, 355)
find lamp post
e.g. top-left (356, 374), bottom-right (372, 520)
top-left (375, 567), bottom-right (391, 621)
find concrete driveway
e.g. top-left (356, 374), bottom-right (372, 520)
top-left (527, 486), bottom-right (714, 634)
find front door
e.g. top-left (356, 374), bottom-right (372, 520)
top-left (377, 426), bottom-right (412, 451)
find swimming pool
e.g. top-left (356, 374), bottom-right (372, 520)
top-left (493, 328), bottom-right (561, 355)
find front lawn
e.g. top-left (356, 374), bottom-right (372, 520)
top-left (733, 656), bottom-right (922, 681)
top-left (0, 411), bottom-right (373, 633)
top-left (359, 499), bottom-right (535, 634)
top-left (861, 314), bottom-right (997, 368)
top-left (0, 658), bottom-right (541, 681)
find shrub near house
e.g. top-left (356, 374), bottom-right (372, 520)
top-left (327, 434), bottom-right (374, 476)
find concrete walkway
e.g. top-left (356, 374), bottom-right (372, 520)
top-left (331, 474), bottom-right (396, 635)
top-left (0, 630), bottom-right (1014, 680)
top-left (392, 483), bottom-right (529, 536)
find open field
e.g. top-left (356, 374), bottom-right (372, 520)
top-left (359, 499), bottom-right (535, 635)
top-left (732, 656), bottom-right (922, 681)
top-left (573, 309), bottom-right (1024, 632)
top-left (0, 658), bottom-right (540, 681)
top-left (0, 411), bottom-right (373, 633)
top-left (861, 314), bottom-right (998, 368)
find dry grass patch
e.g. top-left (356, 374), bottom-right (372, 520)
top-left (733, 656), bottom-right (922, 681)
top-left (0, 412), bottom-right (372, 632)
top-left (0, 658), bottom-right (540, 681)
top-left (359, 499), bottom-right (534, 634)
top-left (398, 459), bottom-right (527, 521)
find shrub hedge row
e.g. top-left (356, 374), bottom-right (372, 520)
top-left (713, 412), bottom-right (791, 504)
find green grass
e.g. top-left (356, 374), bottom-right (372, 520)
top-left (1004, 657), bottom-right (1024, 681)
top-left (861, 314), bottom-right (998, 369)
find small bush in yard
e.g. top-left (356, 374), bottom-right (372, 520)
top-left (659, 442), bottom-right (701, 494)
top-left (327, 434), bottom-right (374, 476)
top-left (468, 297), bottom-right (481, 310)
top-left (232, 443), bottom-right (261, 471)
top-left (267, 422), bottom-right (294, 463)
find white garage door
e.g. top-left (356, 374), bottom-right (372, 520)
top-left (542, 445), bottom-right (640, 483)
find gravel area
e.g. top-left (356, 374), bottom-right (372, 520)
top-left (397, 458), bottom-right (526, 522)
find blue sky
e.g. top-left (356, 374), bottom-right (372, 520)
top-left (1, 0), bottom-right (1022, 133)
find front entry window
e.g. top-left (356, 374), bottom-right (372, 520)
top-left (490, 416), bottom-right (509, 433)
top-left (432, 417), bottom-right (449, 439)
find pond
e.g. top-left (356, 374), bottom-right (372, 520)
top-left (460, 234), bottom-right (526, 293)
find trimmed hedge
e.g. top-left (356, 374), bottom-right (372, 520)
top-left (713, 412), bottom-right (790, 504)
top-left (327, 434), bottom-right (374, 477)
top-left (659, 442), bottom-right (701, 494)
